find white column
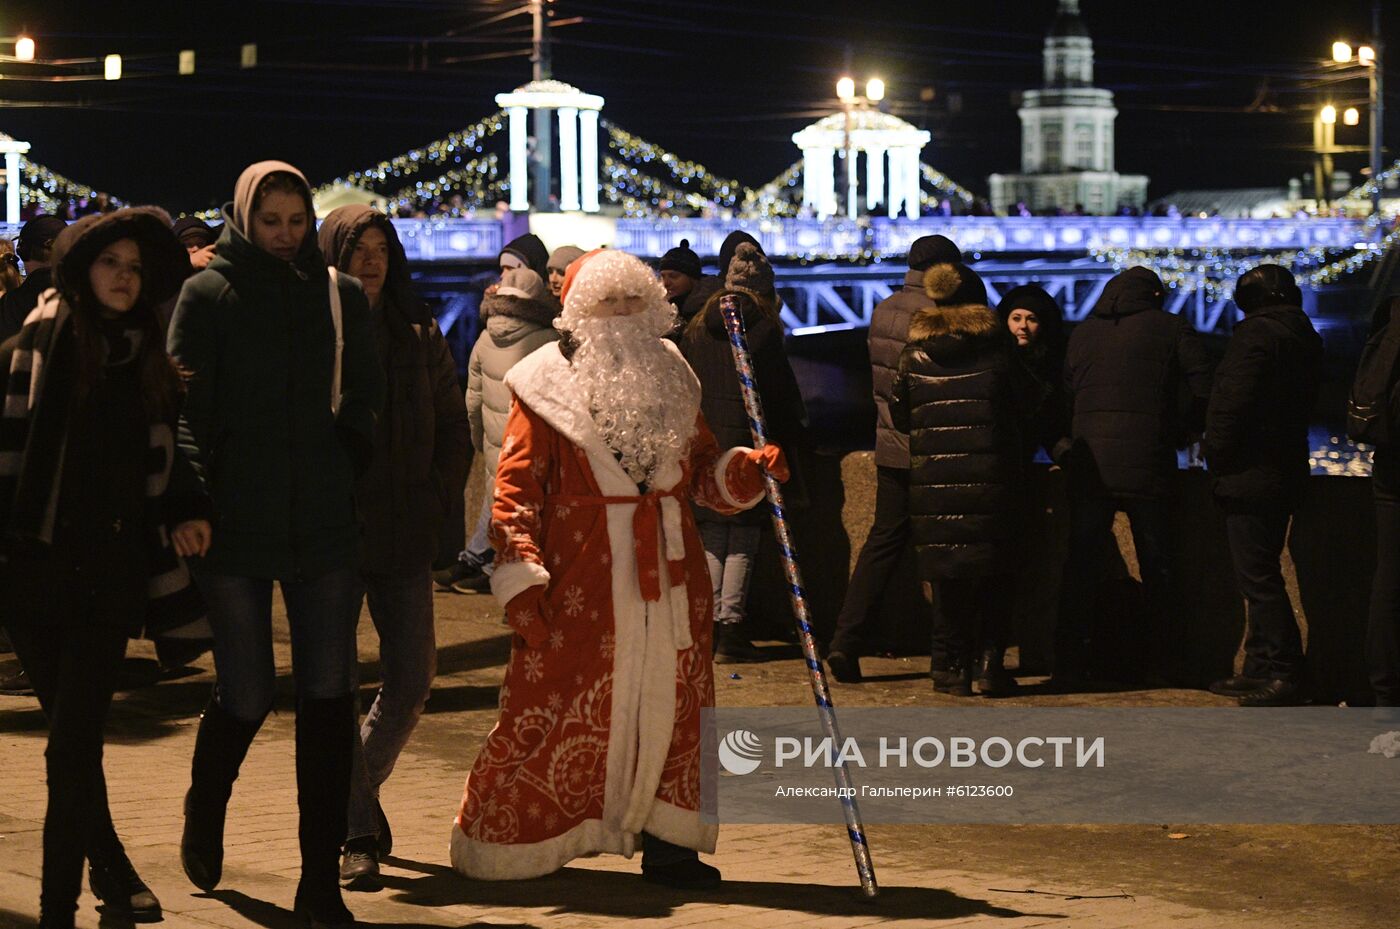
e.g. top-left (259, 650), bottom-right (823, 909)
top-left (845, 149), bottom-right (859, 219)
top-left (866, 146), bottom-right (885, 212)
top-left (4, 152), bottom-right (19, 225)
top-left (905, 148), bottom-right (922, 218)
top-left (801, 147), bottom-right (816, 211)
top-left (579, 109), bottom-right (600, 213)
top-left (507, 106), bottom-right (529, 212)
top-left (557, 106), bottom-right (580, 212)
top-left (805, 147), bottom-right (837, 219)
top-left (887, 148), bottom-right (904, 218)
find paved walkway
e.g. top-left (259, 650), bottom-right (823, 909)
top-left (0, 589), bottom-right (1391, 929)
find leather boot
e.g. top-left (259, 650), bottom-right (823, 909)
top-left (181, 695), bottom-right (264, 891)
top-left (88, 845), bottom-right (162, 922)
top-left (293, 694), bottom-right (357, 929)
top-left (974, 648), bottom-right (1019, 697)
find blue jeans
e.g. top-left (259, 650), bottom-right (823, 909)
top-left (199, 568), bottom-right (362, 723)
top-left (698, 521), bottom-right (760, 624)
top-left (459, 495), bottom-right (494, 574)
top-left (347, 569), bottom-right (437, 841)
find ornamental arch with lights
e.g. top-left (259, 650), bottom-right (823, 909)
top-left (792, 110), bottom-right (931, 220)
top-left (494, 79), bottom-right (603, 213)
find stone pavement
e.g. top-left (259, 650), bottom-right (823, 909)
top-left (0, 587), bottom-right (1393, 929)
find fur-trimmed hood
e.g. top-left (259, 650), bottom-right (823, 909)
top-left (922, 262), bottom-right (988, 308)
top-left (908, 303), bottom-right (1000, 343)
top-left (480, 289), bottom-right (557, 329)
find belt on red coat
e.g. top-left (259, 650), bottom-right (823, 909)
top-left (545, 489), bottom-right (687, 602)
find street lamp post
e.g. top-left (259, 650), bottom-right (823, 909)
top-left (1368, 1), bottom-right (1384, 219)
top-left (836, 75), bottom-right (885, 220)
top-left (1329, 1), bottom-right (1385, 221)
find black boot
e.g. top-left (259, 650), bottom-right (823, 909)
top-left (974, 648), bottom-right (1019, 697)
top-left (294, 694), bottom-right (357, 929)
top-left (182, 695), bottom-right (264, 891)
top-left (88, 845), bottom-right (162, 922)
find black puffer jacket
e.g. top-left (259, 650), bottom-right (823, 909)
top-left (1064, 267), bottom-right (1213, 499)
top-left (1203, 303), bottom-right (1321, 503)
top-left (892, 304), bottom-right (1025, 579)
top-left (869, 269), bottom-right (935, 468)
top-left (679, 294), bottom-right (807, 524)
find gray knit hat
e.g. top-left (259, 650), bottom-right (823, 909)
top-left (547, 245), bottom-right (586, 275)
top-left (724, 242), bottom-right (774, 302)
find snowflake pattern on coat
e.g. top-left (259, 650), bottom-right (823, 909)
top-left (455, 399), bottom-right (751, 876)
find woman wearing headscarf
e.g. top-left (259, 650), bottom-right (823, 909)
top-left (168, 162), bottom-right (385, 928)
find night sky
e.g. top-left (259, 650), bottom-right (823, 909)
top-left (3, 0), bottom-right (1397, 212)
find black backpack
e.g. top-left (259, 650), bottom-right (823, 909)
top-left (1347, 315), bottom-right (1400, 444)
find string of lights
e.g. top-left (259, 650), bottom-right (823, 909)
top-left (919, 163), bottom-right (975, 206)
top-left (21, 160), bottom-right (126, 214)
top-left (742, 160), bottom-right (805, 218)
top-left (380, 155), bottom-right (503, 214)
top-left (603, 120), bottom-right (742, 208)
top-left (311, 112), bottom-right (506, 199)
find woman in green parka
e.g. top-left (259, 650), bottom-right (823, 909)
top-left (167, 161), bottom-right (385, 929)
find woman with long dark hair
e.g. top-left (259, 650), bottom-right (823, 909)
top-left (0, 207), bottom-right (210, 928)
top-left (168, 162), bottom-right (384, 928)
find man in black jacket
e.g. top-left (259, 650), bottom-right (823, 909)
top-left (0, 215), bottom-right (67, 344)
top-left (826, 235), bottom-right (964, 684)
top-left (1203, 265), bottom-right (1321, 706)
top-left (1057, 267), bottom-right (1213, 683)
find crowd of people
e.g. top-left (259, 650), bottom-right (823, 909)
top-left (0, 161), bottom-right (1398, 929)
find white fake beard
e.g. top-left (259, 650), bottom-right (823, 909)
top-left (567, 307), bottom-right (697, 487)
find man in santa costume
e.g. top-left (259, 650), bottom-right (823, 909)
top-left (450, 249), bottom-right (787, 889)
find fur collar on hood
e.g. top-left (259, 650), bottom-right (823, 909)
top-left (480, 290), bottom-right (557, 328)
top-left (908, 303), bottom-right (1000, 343)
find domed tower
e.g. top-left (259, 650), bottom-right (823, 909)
top-left (989, 0), bottom-right (1147, 214)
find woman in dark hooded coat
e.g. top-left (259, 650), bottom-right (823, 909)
top-left (318, 205), bottom-right (471, 887)
top-left (168, 161), bottom-right (385, 928)
top-left (1, 207), bottom-right (208, 927)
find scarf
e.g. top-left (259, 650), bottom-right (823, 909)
top-left (0, 289), bottom-right (206, 638)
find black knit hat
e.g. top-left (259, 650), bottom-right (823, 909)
top-left (659, 238), bottom-right (702, 279)
top-left (172, 216), bottom-right (215, 249)
top-left (907, 234), bottom-right (962, 272)
top-left (17, 214), bottom-right (68, 263)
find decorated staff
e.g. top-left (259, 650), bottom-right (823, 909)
top-left (720, 293), bottom-right (880, 899)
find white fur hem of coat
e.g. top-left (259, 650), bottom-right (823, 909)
top-left (449, 800), bottom-right (715, 881)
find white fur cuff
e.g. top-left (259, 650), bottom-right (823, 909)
top-left (490, 559), bottom-right (550, 607)
top-left (715, 446), bottom-right (764, 509)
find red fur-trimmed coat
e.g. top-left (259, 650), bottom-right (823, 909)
top-left (451, 340), bottom-right (764, 880)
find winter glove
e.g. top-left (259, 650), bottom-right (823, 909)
top-left (506, 585), bottom-right (550, 650)
top-left (747, 444), bottom-right (789, 483)
top-left (724, 443), bottom-right (789, 506)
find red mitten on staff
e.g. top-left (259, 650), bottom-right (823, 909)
top-left (725, 443), bottom-right (789, 504)
top-left (505, 585), bottom-right (550, 650)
